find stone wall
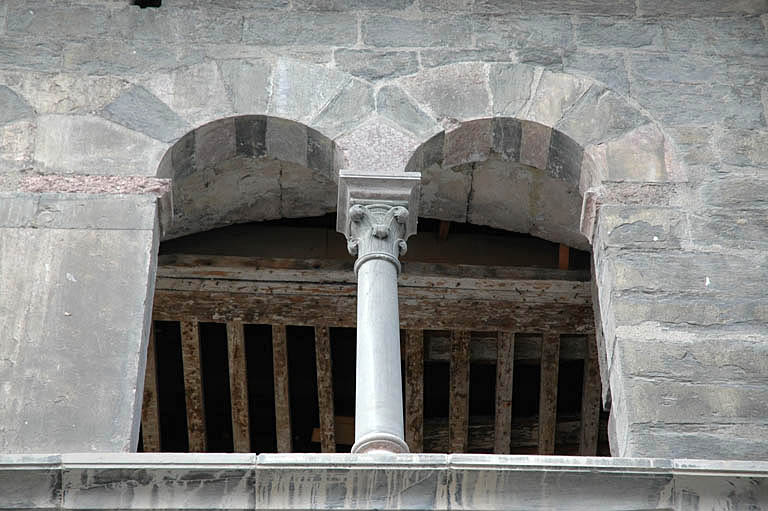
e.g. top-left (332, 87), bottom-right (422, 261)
top-left (0, 0), bottom-right (766, 459)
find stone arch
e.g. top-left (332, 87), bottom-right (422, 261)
top-left (157, 115), bottom-right (345, 240)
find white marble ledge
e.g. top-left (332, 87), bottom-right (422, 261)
top-left (1, 453), bottom-right (767, 510)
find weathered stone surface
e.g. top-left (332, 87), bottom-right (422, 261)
top-left (0, 85), bottom-right (33, 125)
top-left (139, 61), bottom-right (232, 128)
top-left (564, 51), bottom-right (629, 94)
top-left (530, 172), bottom-right (587, 249)
top-left (520, 70), bottom-right (590, 126)
top-left (269, 59), bottom-right (348, 122)
top-left (307, 127), bottom-right (334, 176)
top-left (467, 158), bottom-right (533, 233)
top-left (335, 114), bottom-right (419, 174)
top-left (637, 0), bottom-right (768, 16)
top-left (492, 117), bottom-right (522, 161)
top-left (666, 126), bottom-right (716, 166)
top-left (576, 18), bottom-right (663, 49)
top-left (475, 15), bottom-right (573, 51)
top-left (194, 118), bottom-right (236, 171)
top-left (513, 47), bottom-right (564, 70)
top-left (0, 119), bottom-right (35, 172)
top-left (663, 17), bottom-right (767, 58)
top-left (293, 0), bottom-right (413, 9)
top-left (557, 87), bottom-right (650, 146)
top-left (690, 208), bottom-right (768, 250)
top-left (101, 86), bottom-right (190, 143)
top-left (219, 59), bottom-right (272, 114)
top-left (363, 15), bottom-right (472, 47)
top-left (0, 454), bottom-right (60, 509)
top-left (0, 38), bottom-right (62, 73)
top-left (597, 205), bottom-right (685, 250)
top-left (605, 124), bottom-right (667, 181)
top-left (312, 79), bottom-right (374, 138)
top-left (376, 86), bottom-right (439, 138)
top-left (419, 163), bottom-right (471, 222)
top-left (520, 0), bottom-right (634, 14)
top-left (698, 176), bottom-right (768, 209)
top-left (7, 4), bottom-right (110, 39)
top-left (421, 49), bottom-right (512, 68)
top-left (630, 53), bottom-right (728, 85)
top-left (717, 128), bottom-right (768, 167)
top-left (243, 12), bottom-right (357, 45)
top-left (63, 39), bottom-right (204, 75)
top-left (280, 160), bottom-right (337, 218)
top-left (519, 120), bottom-right (552, 170)
top-left (34, 115), bottom-right (167, 176)
top-left (443, 119), bottom-right (492, 167)
top-left (398, 63), bottom-right (489, 120)
top-left (334, 49), bottom-right (419, 81)
top-left (116, 6), bottom-right (243, 44)
top-left (235, 115), bottom-right (268, 158)
top-left (547, 129), bottom-right (582, 185)
top-left (489, 64), bottom-right (536, 116)
top-left (266, 117), bottom-right (308, 167)
top-left (0, 194), bottom-right (159, 453)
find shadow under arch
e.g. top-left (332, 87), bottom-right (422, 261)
top-left (156, 115), bottom-right (344, 240)
top-left (405, 117), bottom-right (592, 250)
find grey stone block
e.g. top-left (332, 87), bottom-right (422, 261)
top-left (7, 4), bottom-right (109, 39)
top-left (34, 115), bottom-right (168, 176)
top-left (63, 39), bottom-right (204, 75)
top-left (475, 15), bottom-right (573, 51)
top-left (0, 85), bottom-right (33, 126)
top-left (313, 79), bottom-right (374, 138)
top-left (280, 160), bottom-right (337, 218)
top-left (363, 15), bottom-right (472, 47)
top-left (376, 85), bottom-right (439, 138)
top-left (194, 118), bottom-right (236, 171)
top-left (0, 194), bottom-right (159, 453)
top-left (666, 126), bottom-right (716, 166)
top-left (116, 6), bottom-right (243, 44)
top-left (557, 87), bottom-right (650, 146)
top-left (524, 70), bottom-right (591, 126)
top-left (293, 0), bottom-right (413, 9)
top-left (492, 117), bottom-right (522, 161)
top-left (529, 171), bottom-right (586, 249)
top-left (443, 119), bottom-right (492, 167)
top-left (269, 59), bottom-right (349, 122)
top-left (630, 53), bottom-right (728, 85)
top-left (637, 0), bottom-right (768, 16)
top-left (467, 158), bottom-right (533, 233)
top-left (421, 48), bottom-right (513, 68)
top-left (235, 115), bottom-right (267, 158)
top-left (547, 129), bottom-right (582, 185)
top-left (596, 205), bottom-right (685, 250)
top-left (698, 177), bottom-right (768, 209)
top-left (564, 51), bottom-right (629, 94)
top-left (663, 17), bottom-right (768, 58)
top-left (419, 163), bottom-right (471, 222)
top-left (421, 0), bottom-right (472, 10)
top-left (489, 63), bottom-right (535, 116)
top-left (0, 38), bottom-right (62, 73)
top-left (243, 12), bottom-right (357, 45)
top-left (520, 0), bottom-right (634, 14)
top-left (513, 47), bottom-right (564, 70)
top-left (307, 127), bottom-right (334, 176)
top-left (218, 59), bottom-right (272, 114)
top-left (626, 424), bottom-right (768, 461)
top-left (0, 119), bottom-right (35, 172)
top-left (0, 455), bottom-right (60, 509)
top-left (576, 18), bottom-right (663, 49)
top-left (101, 86), bottom-right (190, 143)
top-left (690, 208), bottom-right (768, 250)
top-left (168, 130), bottom-right (195, 178)
top-left (266, 117), bottom-right (308, 167)
top-left (519, 120), bottom-right (551, 170)
top-left (717, 128), bottom-right (768, 167)
top-left (630, 79), bottom-right (765, 129)
top-left (398, 63), bottom-right (489, 120)
top-left (335, 49), bottom-right (419, 81)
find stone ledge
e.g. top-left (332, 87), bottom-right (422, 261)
top-left (1, 453), bottom-right (767, 510)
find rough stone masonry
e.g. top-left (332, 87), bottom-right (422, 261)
top-left (0, 0), bottom-right (766, 463)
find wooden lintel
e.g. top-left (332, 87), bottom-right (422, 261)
top-left (493, 331), bottom-right (514, 454)
top-left (272, 325), bottom-right (292, 453)
top-left (405, 329), bottom-right (424, 453)
top-left (438, 221), bottom-right (451, 241)
top-left (314, 326), bottom-right (336, 453)
top-left (180, 320), bottom-right (206, 452)
top-left (140, 322), bottom-right (161, 452)
top-left (449, 330), bottom-right (470, 453)
top-left (226, 321), bottom-right (251, 453)
top-left (558, 244), bottom-right (570, 271)
top-left (579, 332), bottom-right (602, 456)
top-left (538, 333), bottom-right (560, 455)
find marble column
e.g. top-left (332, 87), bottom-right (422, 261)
top-left (337, 173), bottom-right (420, 454)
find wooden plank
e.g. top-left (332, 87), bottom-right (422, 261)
top-left (425, 331), bottom-right (586, 363)
top-left (579, 332), bottom-right (601, 456)
top-left (405, 329), bottom-right (424, 452)
top-left (449, 330), bottom-right (470, 453)
top-left (558, 244), bottom-right (570, 270)
top-left (493, 331), bottom-right (514, 454)
top-left (312, 415), bottom-right (354, 445)
top-left (314, 326), bottom-right (335, 453)
top-left (272, 325), bottom-right (292, 453)
top-left (180, 320), bottom-right (207, 452)
top-left (538, 333), bottom-right (560, 455)
top-left (140, 322), bottom-right (161, 452)
top-left (226, 321), bottom-right (250, 453)
top-left (153, 291), bottom-right (595, 334)
top-left (438, 220), bottom-right (451, 240)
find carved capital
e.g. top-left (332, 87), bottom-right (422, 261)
top-left (347, 204), bottom-right (409, 274)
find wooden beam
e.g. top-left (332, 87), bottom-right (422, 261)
top-left (140, 322), bottom-right (161, 452)
top-left (538, 333), bottom-right (560, 455)
top-left (405, 329), bottom-right (424, 452)
top-left (425, 331), bottom-right (586, 363)
top-left (180, 320), bottom-right (206, 452)
top-left (579, 332), bottom-right (601, 456)
top-left (493, 331), bottom-right (514, 454)
top-left (226, 321), bottom-right (250, 453)
top-left (558, 244), bottom-right (570, 270)
top-left (272, 325), bottom-right (292, 453)
top-left (314, 326), bottom-right (336, 453)
top-left (438, 220), bottom-right (451, 240)
top-left (153, 291), bottom-right (594, 334)
top-left (449, 330), bottom-right (470, 453)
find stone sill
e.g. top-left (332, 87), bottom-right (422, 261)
top-left (2, 453), bottom-right (767, 510)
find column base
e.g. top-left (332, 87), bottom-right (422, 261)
top-left (351, 432), bottom-right (410, 454)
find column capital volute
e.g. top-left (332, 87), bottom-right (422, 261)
top-left (336, 171), bottom-right (421, 241)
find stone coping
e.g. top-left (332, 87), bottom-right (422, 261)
top-left (2, 453), bottom-right (767, 510)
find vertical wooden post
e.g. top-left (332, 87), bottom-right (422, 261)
top-left (579, 332), bottom-right (601, 456)
top-left (538, 332), bottom-right (560, 455)
top-left (558, 244), bottom-right (570, 270)
top-left (140, 322), bottom-right (161, 452)
top-left (180, 320), bottom-right (206, 452)
top-left (227, 321), bottom-right (251, 453)
top-left (449, 330), bottom-right (470, 453)
top-left (315, 326), bottom-right (336, 453)
top-left (494, 331), bottom-right (515, 454)
top-left (405, 329), bottom-right (424, 452)
top-left (272, 325), bottom-right (292, 453)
